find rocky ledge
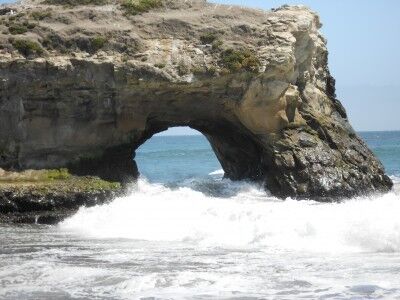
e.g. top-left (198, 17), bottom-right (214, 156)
top-left (0, 168), bottom-right (121, 224)
top-left (0, 0), bottom-right (393, 216)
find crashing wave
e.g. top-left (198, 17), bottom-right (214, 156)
top-left (208, 169), bottom-right (224, 176)
top-left (60, 178), bottom-right (400, 253)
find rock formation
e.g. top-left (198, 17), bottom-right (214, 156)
top-left (0, 0), bottom-right (393, 201)
top-left (0, 168), bottom-right (121, 224)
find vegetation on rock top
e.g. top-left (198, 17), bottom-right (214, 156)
top-left (31, 10), bottom-right (52, 21)
top-left (0, 168), bottom-right (121, 224)
top-left (44, 168), bottom-right (71, 180)
top-left (0, 168), bottom-right (121, 193)
top-left (121, 0), bottom-right (163, 15)
top-left (43, 0), bottom-right (163, 15)
top-left (200, 32), bottom-right (218, 45)
top-left (90, 35), bottom-right (107, 52)
top-left (200, 32), bottom-right (223, 52)
top-left (8, 23), bottom-right (28, 35)
top-left (43, 0), bottom-right (109, 6)
top-left (10, 39), bottom-right (44, 57)
top-left (220, 48), bottom-right (261, 73)
top-left (0, 168), bottom-right (72, 182)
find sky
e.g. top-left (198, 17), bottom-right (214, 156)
top-left (1, 0), bottom-right (399, 133)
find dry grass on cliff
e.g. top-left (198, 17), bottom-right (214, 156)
top-left (10, 38), bottom-right (44, 57)
top-left (0, 0), bottom-right (264, 75)
top-left (121, 0), bottom-right (162, 15)
top-left (0, 168), bottom-right (71, 182)
top-left (0, 168), bottom-right (121, 193)
top-left (43, 0), bottom-right (163, 15)
top-left (43, 0), bottom-right (109, 6)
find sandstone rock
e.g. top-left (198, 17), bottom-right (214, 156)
top-left (0, 0), bottom-right (392, 201)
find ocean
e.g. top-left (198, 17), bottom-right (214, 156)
top-left (0, 131), bottom-right (399, 299)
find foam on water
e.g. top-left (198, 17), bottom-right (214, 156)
top-left (2, 176), bottom-right (400, 299)
top-left (60, 177), bottom-right (400, 253)
top-left (208, 168), bottom-right (224, 176)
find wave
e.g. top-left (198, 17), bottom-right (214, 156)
top-left (59, 177), bottom-right (400, 254)
top-left (208, 169), bottom-right (224, 176)
top-left (391, 175), bottom-right (400, 183)
top-left (391, 175), bottom-right (400, 195)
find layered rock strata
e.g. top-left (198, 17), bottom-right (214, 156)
top-left (0, 0), bottom-right (392, 207)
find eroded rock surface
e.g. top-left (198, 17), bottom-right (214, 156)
top-left (0, 168), bottom-right (121, 224)
top-left (0, 0), bottom-right (393, 200)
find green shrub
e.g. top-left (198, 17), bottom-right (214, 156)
top-left (8, 24), bottom-right (28, 35)
top-left (121, 0), bottom-right (162, 15)
top-left (200, 32), bottom-right (217, 44)
top-left (154, 63), bottom-right (166, 69)
top-left (43, 0), bottom-right (108, 6)
top-left (192, 66), bottom-right (205, 74)
top-left (177, 61), bottom-right (191, 75)
top-left (22, 21), bottom-right (36, 29)
top-left (11, 39), bottom-right (44, 57)
top-left (200, 33), bottom-right (224, 51)
top-left (45, 168), bottom-right (71, 180)
top-left (91, 36), bottom-right (107, 52)
top-left (31, 10), bottom-right (52, 20)
top-left (80, 177), bottom-right (121, 191)
top-left (207, 66), bottom-right (218, 75)
top-left (220, 48), bottom-right (260, 73)
top-left (211, 39), bottom-right (223, 51)
top-left (41, 33), bottom-right (65, 51)
top-left (26, 23), bottom-right (36, 29)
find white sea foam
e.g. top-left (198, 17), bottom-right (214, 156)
top-left (208, 169), bottom-right (224, 176)
top-left (391, 175), bottom-right (400, 183)
top-left (2, 178), bottom-right (400, 299)
top-left (60, 178), bottom-right (400, 253)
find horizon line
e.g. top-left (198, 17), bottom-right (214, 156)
top-left (156, 129), bottom-right (400, 137)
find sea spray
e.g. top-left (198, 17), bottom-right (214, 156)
top-left (208, 169), bottom-right (224, 176)
top-left (60, 177), bottom-right (400, 253)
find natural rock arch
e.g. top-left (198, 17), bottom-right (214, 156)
top-left (0, 1), bottom-right (392, 201)
top-left (67, 100), bottom-right (267, 187)
top-left (132, 124), bottom-right (262, 182)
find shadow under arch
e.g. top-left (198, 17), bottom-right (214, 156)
top-left (68, 118), bottom-right (268, 190)
top-left (132, 120), bottom-right (266, 183)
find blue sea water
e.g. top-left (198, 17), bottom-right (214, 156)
top-left (136, 135), bottom-right (221, 183)
top-left (1, 131), bottom-right (400, 300)
top-left (136, 131), bottom-right (400, 182)
top-left (361, 131), bottom-right (400, 177)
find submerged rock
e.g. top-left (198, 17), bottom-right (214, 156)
top-left (0, 0), bottom-right (393, 205)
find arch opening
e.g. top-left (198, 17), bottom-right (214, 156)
top-left (68, 118), bottom-right (269, 190)
top-left (129, 119), bottom-right (268, 186)
top-left (135, 127), bottom-right (221, 183)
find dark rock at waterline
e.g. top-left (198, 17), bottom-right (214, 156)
top-left (0, 0), bottom-right (393, 202)
top-left (0, 189), bottom-right (117, 224)
top-left (0, 169), bottom-right (122, 224)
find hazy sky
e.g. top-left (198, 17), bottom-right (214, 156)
top-left (1, 0), bottom-right (399, 133)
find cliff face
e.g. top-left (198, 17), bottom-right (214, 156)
top-left (0, 0), bottom-right (393, 200)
